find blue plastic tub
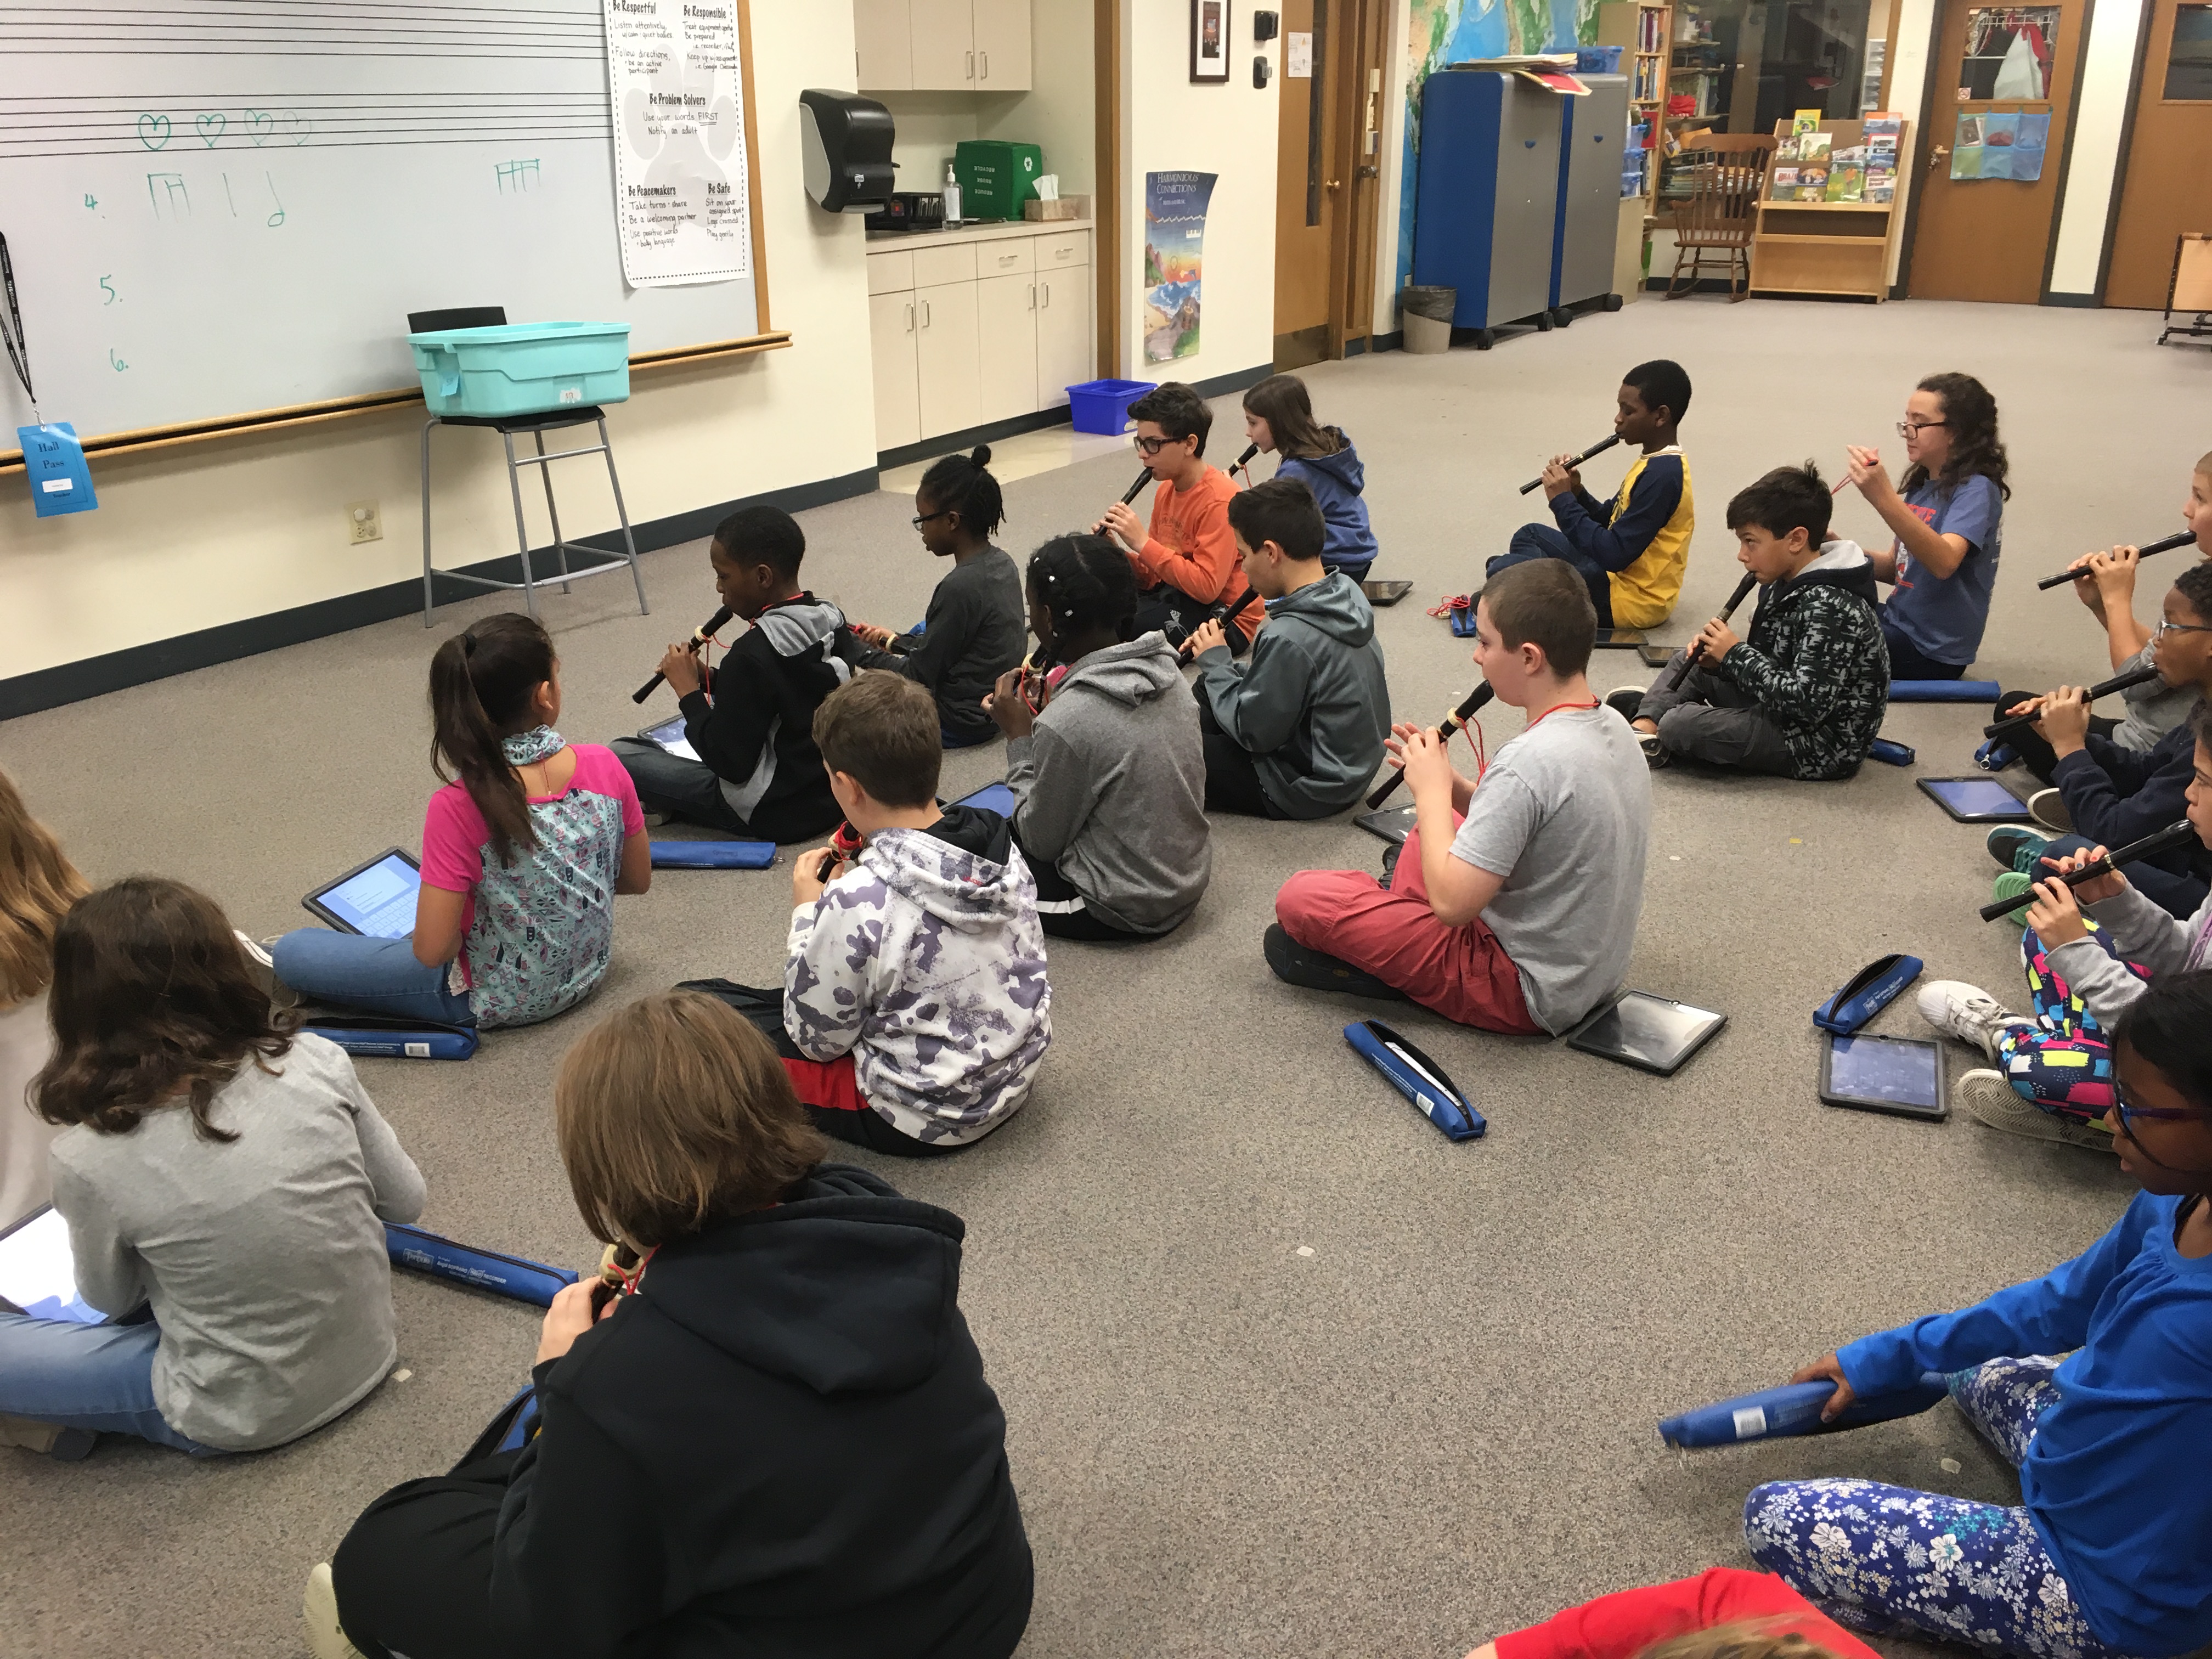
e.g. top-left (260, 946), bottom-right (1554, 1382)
top-left (408, 321), bottom-right (631, 418)
top-left (1066, 377), bottom-right (1156, 436)
top-left (1574, 44), bottom-right (1624, 73)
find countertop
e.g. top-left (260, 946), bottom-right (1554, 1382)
top-left (865, 217), bottom-right (1093, 251)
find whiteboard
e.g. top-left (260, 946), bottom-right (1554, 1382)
top-left (0, 0), bottom-right (766, 441)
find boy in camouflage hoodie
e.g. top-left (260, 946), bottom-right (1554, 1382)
top-left (1616, 464), bottom-right (1889, 781)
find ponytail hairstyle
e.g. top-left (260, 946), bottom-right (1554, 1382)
top-left (0, 767), bottom-right (89, 1005)
top-left (428, 612), bottom-right (556, 867)
top-left (1242, 373), bottom-right (1341, 460)
top-left (1025, 534), bottom-right (1138, 664)
top-left (918, 445), bottom-right (1006, 541)
top-left (34, 877), bottom-right (295, 1144)
top-left (1902, 371), bottom-right (2010, 502)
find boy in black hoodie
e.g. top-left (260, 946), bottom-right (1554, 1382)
top-left (1613, 464), bottom-right (1887, 780)
top-left (613, 505), bottom-right (862, 843)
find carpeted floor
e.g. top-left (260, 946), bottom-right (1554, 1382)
top-left (2, 296), bottom-right (2196, 1659)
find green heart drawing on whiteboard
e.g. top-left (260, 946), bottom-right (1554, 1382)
top-left (196, 112), bottom-right (226, 146)
top-left (136, 114), bottom-right (172, 150)
top-left (278, 111), bottom-right (311, 144)
top-left (246, 110), bottom-right (273, 144)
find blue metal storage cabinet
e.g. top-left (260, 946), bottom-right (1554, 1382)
top-left (1412, 70), bottom-right (1563, 348)
top-left (1553, 75), bottom-right (1631, 316)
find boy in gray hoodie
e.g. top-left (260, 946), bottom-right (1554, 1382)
top-left (986, 535), bottom-right (1211, 940)
top-left (1187, 477), bottom-right (1391, 818)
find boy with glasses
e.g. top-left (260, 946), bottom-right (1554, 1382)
top-left (1743, 968), bottom-right (2212, 1659)
top-left (1982, 562), bottom-right (2212, 922)
top-left (1094, 381), bottom-right (1257, 655)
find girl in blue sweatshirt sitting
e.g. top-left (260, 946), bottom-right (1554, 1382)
top-left (1743, 968), bottom-right (2212, 1659)
top-left (1242, 374), bottom-right (1376, 581)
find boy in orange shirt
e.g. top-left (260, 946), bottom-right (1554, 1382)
top-left (1095, 381), bottom-right (1257, 656)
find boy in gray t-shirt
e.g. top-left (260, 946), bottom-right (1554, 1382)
top-left (1269, 561), bottom-right (1651, 1033)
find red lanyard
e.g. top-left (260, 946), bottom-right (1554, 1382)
top-left (1528, 697), bottom-right (1600, 727)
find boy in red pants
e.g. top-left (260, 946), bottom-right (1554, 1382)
top-left (1267, 560), bottom-right (1651, 1033)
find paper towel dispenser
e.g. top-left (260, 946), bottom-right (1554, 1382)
top-left (799, 89), bottom-right (895, 214)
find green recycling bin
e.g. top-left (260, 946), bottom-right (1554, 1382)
top-left (953, 140), bottom-right (1043, 222)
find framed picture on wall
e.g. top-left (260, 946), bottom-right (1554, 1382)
top-left (1191, 0), bottom-right (1231, 82)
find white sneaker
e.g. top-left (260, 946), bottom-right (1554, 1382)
top-left (302, 1562), bottom-right (368, 1659)
top-left (1957, 1070), bottom-right (2116, 1150)
top-left (2027, 788), bottom-right (2073, 834)
top-left (233, 931), bottom-right (300, 1011)
top-left (1916, 979), bottom-right (2029, 1063)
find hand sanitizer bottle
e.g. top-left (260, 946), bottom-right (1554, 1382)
top-left (941, 161), bottom-right (962, 228)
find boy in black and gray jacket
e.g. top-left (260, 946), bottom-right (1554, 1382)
top-left (1613, 464), bottom-right (1888, 781)
top-left (1186, 477), bottom-right (1392, 818)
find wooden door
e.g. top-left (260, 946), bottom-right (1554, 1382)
top-left (1906, 0), bottom-right (2087, 301)
top-left (975, 273), bottom-right (1039, 424)
top-left (973, 0), bottom-right (1033, 90)
top-left (914, 280), bottom-right (982, 438)
top-left (910, 0), bottom-right (976, 91)
top-left (1036, 259), bottom-right (1092, 408)
top-left (1273, 0), bottom-right (1344, 368)
top-left (868, 290), bottom-right (921, 452)
top-left (855, 0), bottom-right (914, 90)
top-left (2105, 0), bottom-right (2212, 308)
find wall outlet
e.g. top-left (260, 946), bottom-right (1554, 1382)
top-left (347, 501), bottom-right (382, 544)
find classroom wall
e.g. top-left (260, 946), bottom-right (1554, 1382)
top-left (2046, 0), bottom-right (2147, 297)
top-left (979, 13), bottom-right (1097, 195)
top-left (1374, 0), bottom-right (1417, 336)
top-left (0, 6), bottom-right (879, 688)
top-left (1116, 0), bottom-right (1280, 383)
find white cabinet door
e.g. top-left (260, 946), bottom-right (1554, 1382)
top-left (1034, 261), bottom-right (1091, 410)
top-left (975, 273), bottom-right (1039, 426)
top-left (909, 0), bottom-right (975, 90)
top-left (913, 280), bottom-right (982, 439)
top-left (971, 0), bottom-right (1032, 89)
top-left (854, 0), bottom-right (913, 89)
top-left (868, 289), bottom-right (922, 453)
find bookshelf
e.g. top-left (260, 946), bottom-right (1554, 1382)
top-left (1596, 0), bottom-right (1675, 207)
top-left (1747, 117), bottom-right (1909, 301)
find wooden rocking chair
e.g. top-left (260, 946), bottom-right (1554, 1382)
top-left (1666, 135), bottom-right (1776, 302)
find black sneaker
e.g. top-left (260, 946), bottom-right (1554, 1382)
top-left (1605, 686), bottom-right (1645, 721)
top-left (1263, 923), bottom-right (1409, 1001)
top-left (1638, 731), bottom-right (1670, 769)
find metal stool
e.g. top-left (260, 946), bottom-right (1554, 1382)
top-left (410, 305), bottom-right (651, 628)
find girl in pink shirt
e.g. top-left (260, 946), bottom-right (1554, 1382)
top-left (272, 614), bottom-right (651, 1030)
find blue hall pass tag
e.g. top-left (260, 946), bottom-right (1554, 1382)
top-left (19, 422), bottom-right (97, 517)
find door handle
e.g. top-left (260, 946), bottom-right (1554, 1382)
top-left (1928, 145), bottom-right (1950, 170)
top-left (1325, 178), bottom-right (1342, 190)
top-left (1357, 165), bottom-right (1378, 178)
top-left (921, 299), bottom-right (932, 328)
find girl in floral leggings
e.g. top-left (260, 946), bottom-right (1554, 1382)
top-left (1743, 971), bottom-right (2212, 1659)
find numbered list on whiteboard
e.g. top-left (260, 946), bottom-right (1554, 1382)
top-left (603, 0), bottom-right (751, 289)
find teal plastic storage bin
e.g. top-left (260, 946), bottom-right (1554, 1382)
top-left (408, 322), bottom-right (632, 418)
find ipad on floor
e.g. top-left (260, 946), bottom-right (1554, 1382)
top-left (1918, 776), bottom-right (2033, 823)
top-left (302, 848), bottom-right (422, 939)
top-left (1592, 628), bottom-right (1648, 649)
top-left (0, 1205), bottom-right (102, 1324)
top-left (1820, 1031), bottom-right (1948, 1121)
top-left (949, 782), bottom-right (1019, 819)
top-left (636, 713), bottom-right (701, 763)
top-left (1355, 805), bottom-right (1418, 845)
top-left (1566, 991), bottom-right (1727, 1076)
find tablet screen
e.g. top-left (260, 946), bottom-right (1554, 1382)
top-left (642, 715), bottom-right (701, 763)
top-left (1922, 778), bottom-right (2028, 818)
top-left (318, 853), bottom-right (422, 940)
top-left (0, 1207), bottom-right (101, 1324)
top-left (951, 782), bottom-right (1018, 819)
top-left (1828, 1034), bottom-right (1942, 1108)
top-left (1570, 992), bottom-right (1726, 1073)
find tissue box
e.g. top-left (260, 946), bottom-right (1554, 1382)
top-left (1024, 194), bottom-right (1091, 222)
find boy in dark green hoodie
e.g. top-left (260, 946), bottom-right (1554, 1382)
top-left (1185, 477), bottom-right (1392, 818)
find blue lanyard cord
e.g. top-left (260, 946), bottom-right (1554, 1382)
top-left (0, 233), bottom-right (36, 416)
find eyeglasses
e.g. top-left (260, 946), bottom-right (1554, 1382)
top-left (2153, 618), bottom-right (2212, 640)
top-left (2114, 1082), bottom-right (2212, 1134)
top-left (911, 509), bottom-right (953, 528)
top-left (1896, 420), bottom-right (1949, 438)
top-left (1132, 436), bottom-right (1177, 456)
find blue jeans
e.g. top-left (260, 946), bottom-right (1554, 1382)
top-left (1881, 613), bottom-right (1970, 681)
top-left (1487, 523), bottom-right (1615, 627)
top-left (0, 1312), bottom-right (219, 1454)
top-left (272, 930), bottom-right (476, 1026)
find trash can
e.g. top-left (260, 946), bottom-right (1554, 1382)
top-left (1401, 285), bottom-right (1456, 354)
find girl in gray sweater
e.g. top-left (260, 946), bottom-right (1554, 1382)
top-left (0, 878), bottom-right (423, 1459)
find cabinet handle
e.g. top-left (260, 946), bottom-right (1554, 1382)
top-left (921, 300), bottom-right (931, 329)
top-left (966, 49), bottom-right (975, 80)
top-left (979, 50), bottom-right (989, 80)
top-left (1040, 281), bottom-right (1050, 308)
top-left (1028, 283), bottom-right (1036, 309)
top-left (905, 302), bottom-right (915, 332)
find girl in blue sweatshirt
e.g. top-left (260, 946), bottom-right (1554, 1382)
top-left (1242, 374), bottom-right (1377, 580)
top-left (1742, 969), bottom-right (2212, 1659)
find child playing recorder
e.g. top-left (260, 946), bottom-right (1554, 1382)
top-left (1613, 464), bottom-right (1886, 779)
top-left (1746, 968), bottom-right (2212, 1659)
top-left (1187, 477), bottom-right (1391, 819)
top-left (1240, 373), bottom-right (1378, 580)
top-left (1268, 560), bottom-right (1650, 1033)
top-left (1490, 360), bottom-right (1695, 631)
